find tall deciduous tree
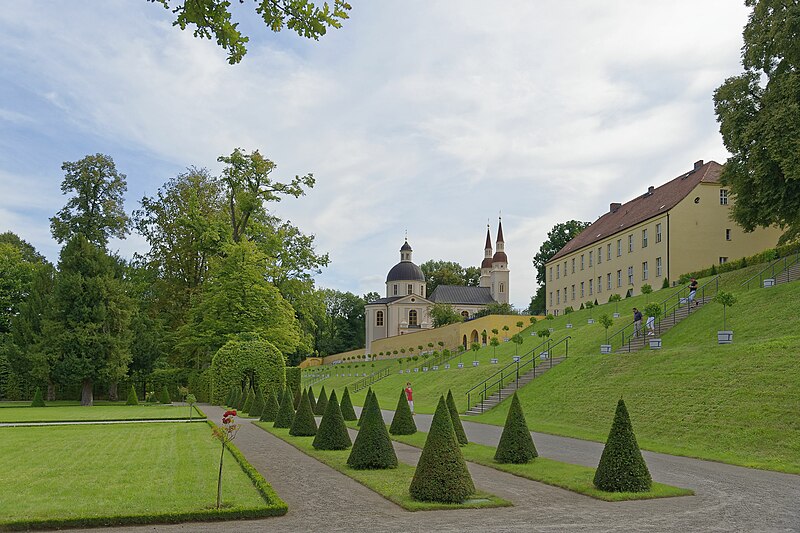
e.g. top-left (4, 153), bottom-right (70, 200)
top-left (713, 1), bottom-right (800, 244)
top-left (420, 260), bottom-right (480, 296)
top-left (151, 0), bottom-right (352, 64)
top-left (530, 220), bottom-right (590, 314)
top-left (50, 154), bottom-right (130, 247)
top-left (314, 289), bottom-right (365, 356)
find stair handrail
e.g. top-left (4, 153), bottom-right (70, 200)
top-left (464, 336), bottom-right (554, 397)
top-left (740, 250), bottom-right (800, 290)
top-left (350, 366), bottom-right (391, 392)
top-left (301, 372), bottom-right (330, 388)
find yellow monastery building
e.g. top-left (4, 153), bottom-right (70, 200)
top-left (544, 160), bottom-right (781, 316)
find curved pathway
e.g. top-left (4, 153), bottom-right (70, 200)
top-left (73, 405), bottom-right (799, 532)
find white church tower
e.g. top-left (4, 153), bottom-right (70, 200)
top-left (490, 219), bottom-right (509, 304)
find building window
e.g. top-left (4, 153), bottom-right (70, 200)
top-left (589, 279), bottom-right (593, 295)
top-left (617, 270), bottom-right (622, 287)
top-left (420, 284), bottom-right (424, 295)
top-left (556, 264), bottom-right (560, 279)
top-left (597, 276), bottom-right (602, 293)
top-left (407, 284), bottom-right (413, 295)
top-left (408, 310), bottom-right (418, 326)
top-left (499, 282), bottom-right (504, 293)
top-left (719, 257), bottom-right (728, 264)
top-left (642, 229), bottom-right (648, 248)
top-left (720, 189), bottom-right (729, 205)
top-left (607, 243), bottom-right (612, 261)
top-left (642, 261), bottom-right (648, 280)
top-left (563, 261), bottom-right (567, 277)
top-left (597, 247), bottom-right (602, 264)
top-left (628, 234), bottom-right (633, 253)
top-left (549, 292), bottom-right (553, 306)
top-left (581, 254), bottom-right (585, 270)
top-left (628, 266), bottom-right (634, 285)
top-left (726, 228), bottom-right (731, 241)
top-left (571, 284), bottom-right (575, 300)
top-left (617, 239), bottom-right (622, 257)
top-left (656, 223), bottom-right (662, 243)
top-left (580, 282), bottom-right (585, 298)
top-left (393, 284), bottom-right (398, 296)
top-left (589, 251), bottom-right (593, 267)
top-left (376, 311), bottom-right (384, 327)
top-left (607, 273), bottom-right (612, 290)
top-left (557, 289), bottom-right (560, 305)
top-left (571, 258), bottom-right (575, 273)
top-left (549, 267), bottom-right (553, 281)
top-left (656, 257), bottom-right (662, 277)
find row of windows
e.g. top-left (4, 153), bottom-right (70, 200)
top-left (392, 283), bottom-right (425, 296)
top-left (550, 257), bottom-right (663, 306)
top-left (551, 223), bottom-right (664, 281)
top-left (375, 309), bottom-right (471, 327)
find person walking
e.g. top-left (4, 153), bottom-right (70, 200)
top-left (687, 278), bottom-right (698, 307)
top-left (404, 382), bottom-right (414, 415)
top-left (633, 308), bottom-right (643, 337)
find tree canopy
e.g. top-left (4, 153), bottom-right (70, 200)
top-left (530, 220), bottom-right (590, 314)
top-left (419, 260), bottom-right (480, 296)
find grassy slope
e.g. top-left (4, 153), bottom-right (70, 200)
top-left (0, 404), bottom-right (204, 423)
top-left (471, 280), bottom-right (800, 473)
top-left (0, 423), bottom-right (268, 524)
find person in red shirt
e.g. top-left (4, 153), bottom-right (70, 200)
top-left (405, 382), bottom-right (414, 415)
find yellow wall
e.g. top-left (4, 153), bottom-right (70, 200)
top-left (299, 357), bottom-right (324, 369)
top-left (322, 348), bottom-right (364, 365)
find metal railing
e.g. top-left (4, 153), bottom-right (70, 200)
top-left (465, 336), bottom-right (570, 412)
top-left (740, 251), bottom-right (800, 290)
top-left (351, 367), bottom-right (391, 393)
top-left (301, 373), bottom-right (330, 389)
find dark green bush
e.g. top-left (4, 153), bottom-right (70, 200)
top-left (188, 368), bottom-right (212, 403)
top-left (389, 389), bottom-right (416, 435)
top-left (340, 387), bottom-right (357, 421)
top-left (126, 385), bottom-right (139, 406)
top-left (242, 389), bottom-right (255, 414)
top-left (307, 386), bottom-right (317, 413)
top-left (289, 389), bottom-right (317, 437)
top-left (314, 386), bottom-right (328, 416)
top-left (494, 392), bottom-right (537, 464)
top-left (249, 388), bottom-right (265, 418)
top-left (159, 385), bottom-right (172, 405)
top-left (260, 389), bottom-right (280, 422)
top-left (285, 367), bottom-right (301, 407)
top-left (409, 396), bottom-right (475, 502)
top-left (225, 387), bottom-right (236, 407)
top-left (593, 399), bottom-right (652, 492)
top-left (313, 390), bottom-right (351, 450)
top-left (446, 390), bottom-right (468, 446)
top-left (357, 388), bottom-right (372, 427)
top-left (273, 387), bottom-right (295, 429)
top-left (31, 387), bottom-right (45, 407)
top-left (236, 387), bottom-right (248, 411)
top-left (347, 390), bottom-right (397, 469)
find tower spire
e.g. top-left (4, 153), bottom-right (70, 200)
top-left (496, 217), bottom-right (504, 244)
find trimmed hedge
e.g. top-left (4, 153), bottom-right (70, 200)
top-left (188, 368), bottom-right (212, 403)
top-left (236, 388), bottom-right (247, 411)
top-left (250, 388), bottom-right (265, 418)
top-left (285, 367), bottom-right (301, 408)
top-left (347, 390), bottom-right (397, 469)
top-left (494, 392), bottom-right (537, 464)
top-left (313, 390), bottom-right (351, 450)
top-left (225, 387), bottom-right (237, 408)
top-left (159, 385), bottom-right (172, 405)
top-left (307, 386), bottom-right (317, 413)
top-left (210, 334), bottom-right (286, 405)
top-left (31, 388), bottom-right (45, 407)
top-left (314, 386), bottom-right (328, 416)
top-left (593, 399), bottom-right (652, 492)
top-left (260, 390), bottom-right (280, 422)
top-left (339, 387), bottom-right (357, 421)
top-left (242, 389), bottom-right (255, 415)
top-left (389, 389), bottom-right (416, 435)
top-left (446, 390), bottom-right (468, 445)
top-left (409, 395), bottom-right (475, 503)
top-left (289, 389), bottom-right (318, 437)
top-left (357, 388), bottom-right (372, 427)
top-left (273, 387), bottom-right (295, 429)
top-left (126, 385), bottom-right (139, 406)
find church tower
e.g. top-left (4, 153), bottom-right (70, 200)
top-left (479, 225), bottom-right (493, 288)
top-left (490, 219), bottom-right (509, 304)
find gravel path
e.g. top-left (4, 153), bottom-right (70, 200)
top-left (71, 405), bottom-right (799, 533)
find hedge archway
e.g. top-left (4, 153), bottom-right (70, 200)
top-left (210, 334), bottom-right (286, 405)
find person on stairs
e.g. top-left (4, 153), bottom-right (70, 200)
top-left (405, 382), bottom-right (414, 415)
top-left (687, 278), bottom-right (698, 307)
top-left (633, 308), bottom-right (643, 337)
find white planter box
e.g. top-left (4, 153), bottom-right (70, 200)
top-left (531, 332), bottom-right (537, 336)
top-left (600, 344), bottom-right (612, 354)
top-left (566, 324), bottom-right (573, 329)
top-left (490, 358), bottom-right (498, 364)
top-left (432, 365), bottom-right (439, 371)
top-left (613, 313), bottom-right (620, 318)
top-left (763, 278), bottom-right (776, 288)
top-left (457, 363), bottom-right (464, 369)
top-left (539, 351), bottom-right (549, 360)
top-left (513, 356), bottom-right (521, 362)
top-left (398, 370), bottom-right (404, 374)
top-left (413, 368), bottom-right (419, 373)
top-left (717, 331), bottom-right (733, 344)
top-left (444, 364), bottom-right (451, 369)
top-left (472, 361), bottom-right (480, 367)
top-left (649, 338), bottom-right (662, 350)
top-left (587, 319), bottom-right (595, 324)
top-left (422, 367), bottom-right (428, 372)
top-left (405, 369), bottom-right (411, 373)
top-left (548, 328), bottom-right (554, 333)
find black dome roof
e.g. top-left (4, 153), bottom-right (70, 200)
top-left (386, 261), bottom-right (425, 283)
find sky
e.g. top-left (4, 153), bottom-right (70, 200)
top-left (0, 1), bottom-right (750, 308)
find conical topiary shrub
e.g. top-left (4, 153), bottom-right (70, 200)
top-left (236, 387), bottom-right (247, 411)
top-left (389, 388), bottom-right (417, 435)
top-left (347, 391), bottom-right (397, 469)
top-left (314, 386), bottom-right (328, 416)
top-left (593, 399), bottom-right (652, 492)
top-left (409, 396), bottom-right (475, 503)
top-left (242, 389), bottom-right (255, 415)
top-left (225, 387), bottom-right (237, 407)
top-left (126, 385), bottom-right (139, 406)
top-left (357, 388), bottom-right (372, 427)
top-left (290, 389), bottom-right (318, 437)
top-left (273, 387), bottom-right (295, 429)
top-left (31, 387), bottom-right (45, 407)
top-left (494, 392), bottom-right (537, 464)
top-left (446, 389), bottom-right (468, 446)
top-left (159, 385), bottom-right (172, 405)
top-left (230, 388), bottom-right (241, 409)
top-left (340, 387), bottom-right (357, 421)
top-left (260, 389), bottom-right (280, 422)
top-left (250, 388), bottom-right (265, 418)
top-left (307, 386), bottom-right (317, 413)
top-left (313, 390), bottom-right (351, 450)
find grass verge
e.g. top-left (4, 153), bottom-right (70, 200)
top-left (0, 404), bottom-right (205, 423)
top-left (255, 422), bottom-right (510, 511)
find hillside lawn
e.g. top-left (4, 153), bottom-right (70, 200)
top-left (0, 422), bottom-right (280, 528)
top-left (0, 404), bottom-right (204, 423)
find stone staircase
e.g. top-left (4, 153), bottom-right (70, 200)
top-left (464, 356), bottom-right (566, 415)
top-left (774, 262), bottom-right (800, 285)
top-left (615, 296), bottom-right (711, 354)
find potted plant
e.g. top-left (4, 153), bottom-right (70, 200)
top-left (489, 336), bottom-right (500, 363)
top-left (643, 303), bottom-right (663, 349)
top-left (599, 314), bottom-right (613, 354)
top-left (714, 291), bottom-right (737, 344)
top-left (586, 300), bottom-right (595, 323)
top-left (608, 293), bottom-right (621, 318)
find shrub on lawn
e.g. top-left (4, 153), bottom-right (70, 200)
top-left (494, 392), bottom-right (537, 464)
top-left (409, 395), bottom-right (475, 503)
top-left (285, 367), bottom-right (301, 408)
top-left (314, 386), bottom-right (328, 416)
top-left (126, 385), bottom-right (139, 406)
top-left (260, 389), bottom-right (280, 422)
top-left (159, 385), bottom-right (172, 404)
top-left (225, 387), bottom-right (236, 407)
top-left (210, 334), bottom-right (286, 405)
top-left (31, 387), bottom-right (45, 407)
top-left (340, 387), bottom-right (357, 421)
top-left (289, 389), bottom-right (318, 436)
top-left (357, 388), bottom-right (373, 427)
top-left (347, 390), bottom-right (397, 469)
top-left (250, 388), bottom-right (265, 418)
top-left (242, 389), bottom-right (255, 415)
top-left (389, 389), bottom-right (416, 435)
top-left (313, 390), bottom-right (351, 450)
top-left (273, 387), bottom-right (295, 429)
top-left (446, 389), bottom-right (468, 446)
top-left (307, 386), bottom-right (317, 413)
top-left (593, 399), bottom-right (652, 493)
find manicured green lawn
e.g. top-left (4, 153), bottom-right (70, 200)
top-left (0, 404), bottom-right (204, 423)
top-left (388, 430), bottom-right (693, 501)
top-left (255, 423), bottom-right (510, 511)
top-left (0, 422), bottom-right (283, 528)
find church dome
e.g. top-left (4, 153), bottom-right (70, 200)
top-left (492, 251), bottom-right (508, 263)
top-left (481, 257), bottom-right (494, 269)
top-left (386, 261), bottom-right (425, 283)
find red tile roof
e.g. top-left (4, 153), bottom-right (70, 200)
top-left (549, 161), bottom-right (722, 263)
